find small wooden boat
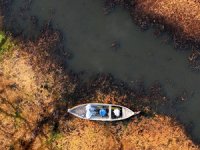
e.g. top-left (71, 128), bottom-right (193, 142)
top-left (68, 103), bottom-right (140, 121)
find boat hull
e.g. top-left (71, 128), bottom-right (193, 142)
top-left (68, 103), bottom-right (140, 121)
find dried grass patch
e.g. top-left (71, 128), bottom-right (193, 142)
top-left (121, 115), bottom-right (199, 150)
top-left (135, 0), bottom-right (200, 40)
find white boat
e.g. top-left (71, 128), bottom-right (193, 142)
top-left (68, 103), bottom-right (140, 121)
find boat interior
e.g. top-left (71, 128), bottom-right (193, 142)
top-left (90, 105), bottom-right (109, 119)
top-left (111, 106), bottom-right (122, 119)
top-left (89, 104), bottom-right (123, 120)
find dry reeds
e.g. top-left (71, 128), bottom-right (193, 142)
top-left (134, 0), bottom-right (200, 41)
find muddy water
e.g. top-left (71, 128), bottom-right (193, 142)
top-left (4, 0), bottom-right (200, 142)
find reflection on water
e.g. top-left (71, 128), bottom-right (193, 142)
top-left (4, 0), bottom-right (200, 142)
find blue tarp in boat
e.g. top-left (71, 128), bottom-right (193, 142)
top-left (99, 108), bottom-right (107, 117)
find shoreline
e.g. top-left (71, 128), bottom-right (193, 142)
top-left (104, 0), bottom-right (200, 48)
top-left (104, 0), bottom-right (200, 71)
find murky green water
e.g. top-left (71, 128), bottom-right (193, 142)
top-left (5, 0), bottom-right (200, 142)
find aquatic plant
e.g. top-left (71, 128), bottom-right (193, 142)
top-left (0, 31), bottom-right (15, 59)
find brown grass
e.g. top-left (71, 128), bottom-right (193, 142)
top-left (0, 76), bottom-right (34, 149)
top-left (1, 50), bottom-right (38, 97)
top-left (29, 115), bottom-right (199, 150)
top-left (0, 30), bottom-right (74, 149)
top-left (122, 115), bottom-right (199, 150)
top-left (135, 0), bottom-right (200, 40)
top-left (56, 119), bottom-right (120, 150)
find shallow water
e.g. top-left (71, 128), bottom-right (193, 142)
top-left (5, 0), bottom-right (200, 142)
